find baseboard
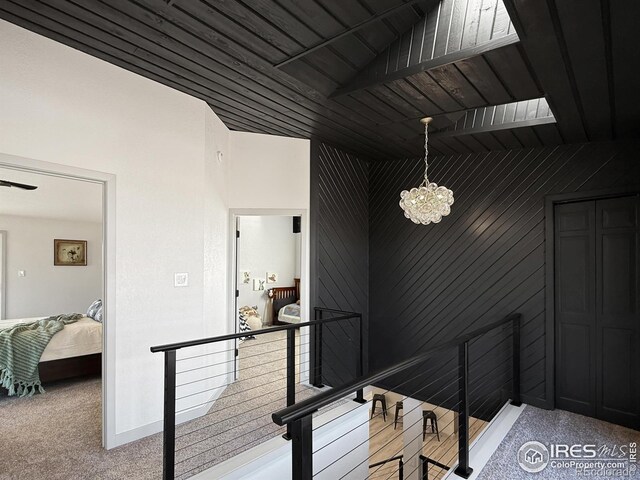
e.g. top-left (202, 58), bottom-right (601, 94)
top-left (521, 393), bottom-right (552, 410)
top-left (111, 373), bottom-right (232, 448)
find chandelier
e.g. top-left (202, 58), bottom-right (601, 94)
top-left (399, 117), bottom-right (454, 225)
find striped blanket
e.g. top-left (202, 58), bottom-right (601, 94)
top-left (0, 313), bottom-right (82, 397)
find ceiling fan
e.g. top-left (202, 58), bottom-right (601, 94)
top-left (0, 179), bottom-right (38, 190)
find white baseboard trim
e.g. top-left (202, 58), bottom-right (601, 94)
top-left (111, 374), bottom-right (232, 448)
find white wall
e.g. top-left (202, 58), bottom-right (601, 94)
top-left (0, 19), bottom-right (311, 447)
top-left (0, 214), bottom-right (103, 318)
top-left (237, 216), bottom-right (297, 321)
top-left (228, 132), bottom-right (310, 322)
top-left (0, 19), bottom-right (228, 446)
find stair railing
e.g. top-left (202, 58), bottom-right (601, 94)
top-left (150, 307), bottom-right (364, 479)
top-left (271, 313), bottom-right (522, 480)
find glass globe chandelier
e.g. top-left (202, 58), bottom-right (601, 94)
top-left (399, 117), bottom-right (454, 225)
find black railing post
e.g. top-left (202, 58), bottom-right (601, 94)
top-left (398, 457), bottom-right (404, 480)
top-left (284, 328), bottom-right (296, 440)
top-left (291, 415), bottom-right (313, 480)
top-left (163, 350), bottom-right (176, 480)
top-left (421, 455), bottom-right (427, 480)
top-left (454, 341), bottom-right (473, 479)
top-left (312, 309), bottom-right (324, 387)
top-left (422, 456), bottom-right (428, 480)
top-left (354, 313), bottom-right (366, 403)
top-left (511, 315), bottom-right (522, 407)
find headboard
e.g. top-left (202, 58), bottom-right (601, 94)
top-left (270, 278), bottom-right (300, 325)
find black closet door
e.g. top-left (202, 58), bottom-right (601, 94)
top-left (555, 200), bottom-right (597, 417)
top-left (595, 196), bottom-right (639, 429)
top-left (555, 195), bottom-right (639, 429)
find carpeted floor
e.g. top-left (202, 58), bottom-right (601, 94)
top-left (0, 329), bottom-right (321, 480)
top-left (476, 405), bottom-right (640, 480)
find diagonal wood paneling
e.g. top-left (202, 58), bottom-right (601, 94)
top-left (369, 140), bottom-right (640, 408)
top-left (310, 140), bottom-right (370, 387)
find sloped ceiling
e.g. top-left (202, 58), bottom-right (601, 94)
top-left (0, 0), bottom-right (636, 160)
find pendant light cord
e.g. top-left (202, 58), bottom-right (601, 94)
top-left (422, 121), bottom-right (429, 186)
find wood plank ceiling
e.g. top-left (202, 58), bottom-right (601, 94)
top-left (0, 0), bottom-right (636, 160)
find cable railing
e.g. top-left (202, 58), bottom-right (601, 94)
top-left (369, 455), bottom-right (404, 479)
top-left (271, 312), bottom-right (523, 479)
top-left (420, 454), bottom-right (451, 480)
top-left (150, 307), bottom-right (364, 480)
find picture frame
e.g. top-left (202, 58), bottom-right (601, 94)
top-left (253, 278), bottom-right (265, 291)
top-left (54, 239), bottom-right (87, 266)
top-left (241, 271), bottom-right (251, 284)
top-left (267, 272), bottom-right (278, 283)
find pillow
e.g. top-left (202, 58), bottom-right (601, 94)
top-left (87, 299), bottom-right (103, 323)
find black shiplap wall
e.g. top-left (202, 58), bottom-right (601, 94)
top-left (369, 141), bottom-right (640, 408)
top-left (310, 140), bottom-right (370, 386)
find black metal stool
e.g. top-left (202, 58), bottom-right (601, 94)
top-left (371, 393), bottom-right (387, 421)
top-left (394, 401), bottom-right (403, 429)
top-left (422, 410), bottom-right (440, 441)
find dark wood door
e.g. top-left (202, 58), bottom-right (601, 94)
top-left (555, 195), bottom-right (639, 429)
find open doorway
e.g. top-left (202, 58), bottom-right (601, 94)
top-left (235, 215), bottom-right (302, 334)
top-left (0, 166), bottom-right (105, 453)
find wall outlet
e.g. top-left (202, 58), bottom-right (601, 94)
top-left (18, 270), bottom-right (25, 277)
top-left (174, 272), bottom-right (189, 287)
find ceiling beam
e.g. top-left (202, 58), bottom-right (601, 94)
top-left (330, 33), bottom-right (520, 98)
top-left (274, 0), bottom-right (427, 69)
top-left (430, 98), bottom-right (556, 139)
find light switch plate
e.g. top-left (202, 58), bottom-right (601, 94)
top-left (174, 273), bottom-right (189, 287)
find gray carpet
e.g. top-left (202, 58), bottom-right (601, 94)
top-left (476, 405), bottom-right (640, 480)
top-left (0, 329), bottom-right (323, 480)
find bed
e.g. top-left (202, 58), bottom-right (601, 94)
top-left (270, 278), bottom-right (301, 326)
top-left (0, 316), bottom-right (102, 384)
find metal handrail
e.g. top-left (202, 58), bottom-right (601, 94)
top-left (151, 306), bottom-right (364, 480)
top-left (150, 311), bottom-right (359, 353)
top-left (369, 455), bottom-right (404, 469)
top-left (272, 313), bottom-right (521, 426)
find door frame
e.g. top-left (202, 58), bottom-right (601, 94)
top-left (0, 153), bottom-right (116, 448)
top-left (227, 208), bottom-right (310, 384)
top-left (544, 185), bottom-right (640, 409)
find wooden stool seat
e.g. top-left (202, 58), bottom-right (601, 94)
top-left (371, 393), bottom-right (388, 421)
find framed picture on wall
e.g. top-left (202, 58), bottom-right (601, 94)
top-left (54, 239), bottom-right (87, 266)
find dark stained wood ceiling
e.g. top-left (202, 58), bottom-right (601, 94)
top-left (0, 0), bottom-right (637, 160)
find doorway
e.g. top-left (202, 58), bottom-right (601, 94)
top-left (0, 153), bottom-right (115, 448)
top-left (554, 194), bottom-right (639, 429)
top-left (234, 215), bottom-right (302, 333)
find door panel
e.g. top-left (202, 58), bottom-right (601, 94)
top-left (557, 323), bottom-right (593, 412)
top-left (595, 196), bottom-right (639, 428)
top-left (601, 328), bottom-right (634, 414)
top-left (555, 201), bottom-right (596, 415)
top-left (556, 195), bottom-right (639, 429)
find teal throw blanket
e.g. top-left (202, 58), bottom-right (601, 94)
top-left (0, 314), bottom-right (82, 397)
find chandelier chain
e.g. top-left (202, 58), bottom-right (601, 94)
top-left (424, 121), bottom-right (429, 183)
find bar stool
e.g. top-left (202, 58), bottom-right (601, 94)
top-left (371, 393), bottom-right (387, 421)
top-left (422, 410), bottom-right (440, 441)
top-left (394, 401), bottom-right (403, 429)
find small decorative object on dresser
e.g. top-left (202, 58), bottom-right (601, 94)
top-left (53, 239), bottom-right (87, 266)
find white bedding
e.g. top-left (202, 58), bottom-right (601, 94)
top-left (278, 303), bottom-right (301, 324)
top-left (0, 316), bottom-right (102, 362)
